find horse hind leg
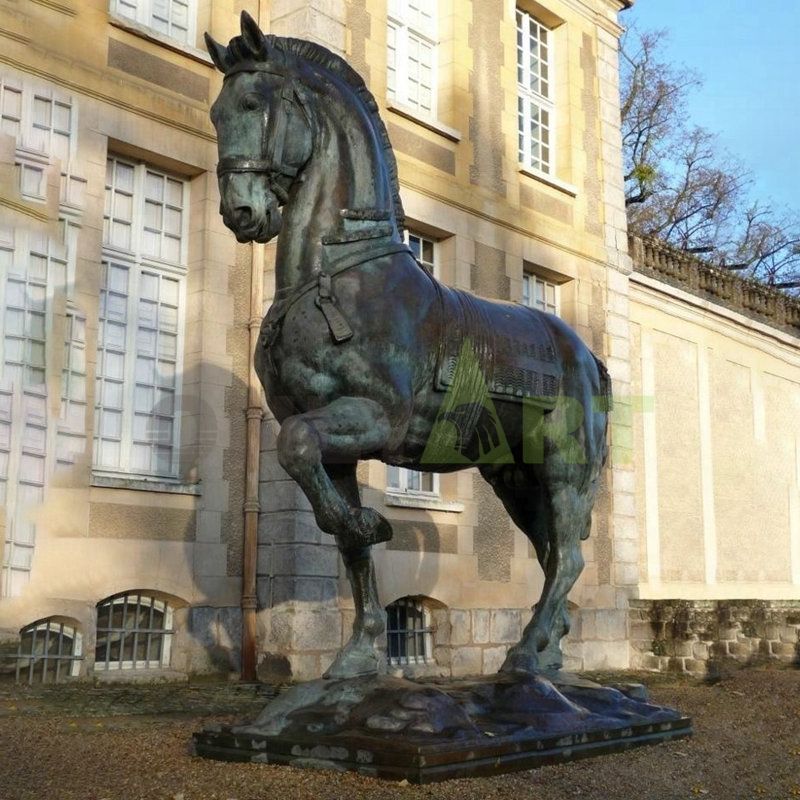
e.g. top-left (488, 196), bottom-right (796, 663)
top-left (503, 481), bottom-right (590, 675)
top-left (479, 463), bottom-right (561, 673)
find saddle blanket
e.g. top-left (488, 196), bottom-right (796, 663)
top-left (434, 285), bottom-right (563, 409)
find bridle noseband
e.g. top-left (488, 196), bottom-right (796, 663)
top-left (216, 64), bottom-right (308, 204)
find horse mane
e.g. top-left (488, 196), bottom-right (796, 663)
top-left (225, 32), bottom-right (406, 234)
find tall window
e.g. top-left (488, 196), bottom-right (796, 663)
top-left (95, 157), bottom-right (187, 478)
top-left (0, 232), bottom-right (64, 597)
top-left (14, 618), bottom-right (83, 684)
top-left (386, 597), bottom-right (433, 665)
top-left (387, 0), bottom-right (437, 117)
top-left (94, 593), bottom-right (174, 671)
top-left (109, 0), bottom-right (196, 46)
top-left (516, 9), bottom-right (554, 174)
top-left (522, 273), bottom-right (558, 315)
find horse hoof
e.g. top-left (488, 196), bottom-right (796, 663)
top-left (352, 507), bottom-right (393, 546)
top-left (324, 648), bottom-right (382, 680)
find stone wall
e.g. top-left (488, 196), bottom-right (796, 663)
top-left (630, 600), bottom-right (800, 675)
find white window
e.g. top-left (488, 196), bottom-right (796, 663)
top-left (0, 231), bottom-right (65, 598)
top-left (387, 465), bottom-right (438, 495)
top-left (406, 230), bottom-right (437, 277)
top-left (522, 272), bottom-right (558, 315)
top-left (386, 597), bottom-right (433, 665)
top-left (110, 0), bottom-right (196, 46)
top-left (94, 593), bottom-right (174, 670)
top-left (387, 0), bottom-right (437, 117)
top-left (57, 312), bottom-right (88, 466)
top-left (14, 618), bottom-right (83, 683)
top-left (517, 9), bottom-right (554, 175)
top-left (94, 157), bottom-right (187, 478)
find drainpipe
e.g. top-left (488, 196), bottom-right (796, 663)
top-left (241, 241), bottom-right (264, 682)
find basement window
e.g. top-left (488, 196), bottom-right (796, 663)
top-left (94, 592), bottom-right (173, 670)
top-left (14, 618), bottom-right (83, 684)
top-left (386, 596), bottom-right (433, 665)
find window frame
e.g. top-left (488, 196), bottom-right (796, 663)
top-left (516, 8), bottom-right (555, 176)
top-left (522, 271), bottom-right (558, 315)
top-left (14, 618), bottom-right (83, 684)
top-left (386, 464), bottom-right (440, 497)
top-left (387, 0), bottom-right (438, 119)
top-left (94, 155), bottom-right (188, 480)
top-left (109, 0), bottom-right (197, 47)
top-left (386, 597), bottom-right (434, 666)
top-left (94, 593), bottom-right (174, 671)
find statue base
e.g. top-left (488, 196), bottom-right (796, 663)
top-left (193, 671), bottom-right (690, 783)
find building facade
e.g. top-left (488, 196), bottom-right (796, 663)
top-left (1, 0), bottom-right (797, 684)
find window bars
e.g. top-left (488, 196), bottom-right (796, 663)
top-left (386, 597), bottom-right (433, 665)
top-left (94, 593), bottom-right (174, 670)
top-left (14, 619), bottom-right (83, 684)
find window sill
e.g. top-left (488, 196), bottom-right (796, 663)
top-left (384, 492), bottom-right (464, 513)
top-left (387, 102), bottom-right (462, 143)
top-left (93, 668), bottom-right (188, 684)
top-left (91, 473), bottom-right (201, 495)
top-left (519, 167), bottom-right (578, 198)
top-left (108, 14), bottom-right (213, 67)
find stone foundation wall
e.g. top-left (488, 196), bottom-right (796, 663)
top-left (630, 600), bottom-right (800, 675)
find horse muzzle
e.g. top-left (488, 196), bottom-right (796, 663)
top-left (222, 199), bottom-right (283, 243)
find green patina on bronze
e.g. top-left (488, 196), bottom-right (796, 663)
top-left (206, 12), bottom-right (611, 680)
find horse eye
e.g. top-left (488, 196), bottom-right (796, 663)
top-left (241, 94), bottom-right (262, 112)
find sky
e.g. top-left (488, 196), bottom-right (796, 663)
top-left (623, 0), bottom-right (800, 212)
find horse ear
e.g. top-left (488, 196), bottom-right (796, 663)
top-left (240, 10), bottom-right (265, 58)
top-left (204, 32), bottom-right (229, 73)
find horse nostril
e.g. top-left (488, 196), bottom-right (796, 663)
top-left (234, 205), bottom-right (253, 226)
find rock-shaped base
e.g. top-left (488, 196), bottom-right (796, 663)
top-left (193, 672), bottom-right (691, 782)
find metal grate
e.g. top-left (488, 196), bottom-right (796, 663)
top-left (15, 619), bottom-right (83, 684)
top-left (386, 597), bottom-right (433, 665)
top-left (94, 593), bottom-right (173, 671)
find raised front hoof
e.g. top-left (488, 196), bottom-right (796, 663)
top-left (323, 645), bottom-right (383, 680)
top-left (343, 507), bottom-right (393, 548)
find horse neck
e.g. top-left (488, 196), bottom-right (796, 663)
top-left (275, 91), bottom-right (399, 293)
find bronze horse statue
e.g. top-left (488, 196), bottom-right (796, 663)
top-left (206, 13), bottom-right (611, 680)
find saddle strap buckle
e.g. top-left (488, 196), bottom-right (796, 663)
top-left (316, 273), bottom-right (354, 343)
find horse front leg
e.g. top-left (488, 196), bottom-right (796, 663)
top-left (324, 464), bottom-right (386, 679)
top-left (276, 397), bottom-right (395, 678)
top-left (277, 397), bottom-right (394, 548)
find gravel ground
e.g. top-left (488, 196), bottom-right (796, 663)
top-left (0, 666), bottom-right (798, 800)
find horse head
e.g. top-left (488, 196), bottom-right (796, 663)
top-left (205, 12), bottom-right (314, 243)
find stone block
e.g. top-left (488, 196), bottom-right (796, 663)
top-left (270, 542), bottom-right (339, 578)
top-left (639, 654), bottom-right (663, 672)
top-left (287, 652), bottom-right (322, 682)
top-left (449, 610), bottom-right (471, 646)
top-left (482, 646), bottom-right (507, 674)
top-left (433, 645), bottom-right (452, 667)
top-left (270, 608), bottom-right (343, 652)
top-left (271, 576), bottom-right (338, 605)
top-left (581, 640), bottom-right (629, 670)
top-left (490, 609), bottom-right (521, 644)
top-left (728, 641), bottom-right (752, 658)
top-left (450, 646), bottom-right (482, 677)
top-left (472, 610), bottom-right (491, 644)
top-left (770, 641), bottom-right (798, 659)
top-left (594, 609), bottom-right (628, 641)
top-left (780, 626), bottom-right (800, 644)
top-left (692, 641), bottom-right (710, 661)
top-left (683, 659), bottom-right (707, 675)
top-left (432, 608), bottom-right (451, 646)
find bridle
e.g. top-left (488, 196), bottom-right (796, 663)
top-left (215, 63), bottom-right (309, 204)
